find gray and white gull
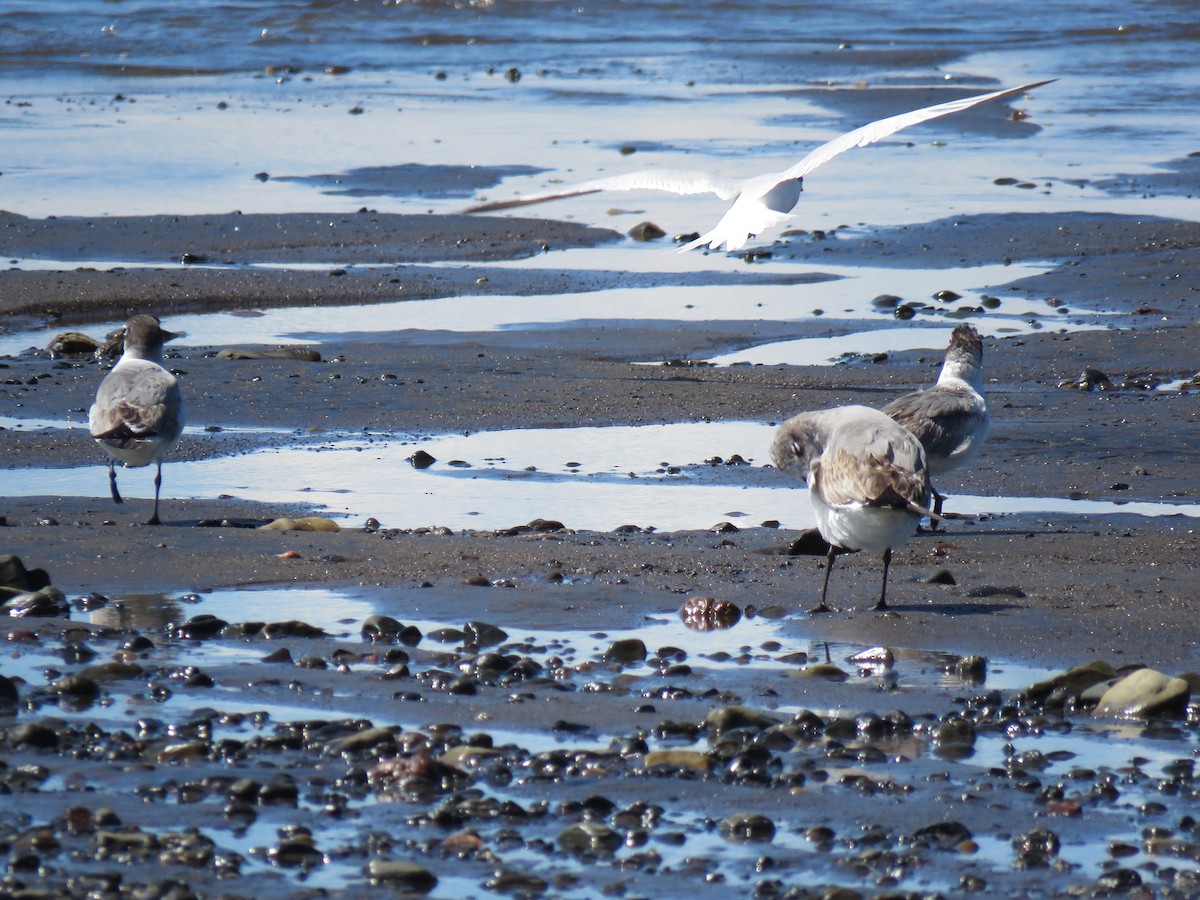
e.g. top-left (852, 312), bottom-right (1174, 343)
top-left (89, 314), bottom-right (185, 526)
top-left (771, 405), bottom-right (937, 613)
top-left (464, 79), bottom-right (1053, 252)
top-left (882, 324), bottom-right (989, 520)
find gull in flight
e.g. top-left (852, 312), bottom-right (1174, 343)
top-left (882, 324), bottom-right (990, 524)
top-left (463, 79), bottom-right (1053, 252)
top-left (771, 405), bottom-right (938, 613)
top-left (89, 314), bottom-right (185, 526)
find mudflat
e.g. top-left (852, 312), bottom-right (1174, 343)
top-left (2, 208), bottom-right (1199, 897)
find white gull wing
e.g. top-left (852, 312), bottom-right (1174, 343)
top-left (681, 78), bottom-right (1055, 251)
top-left (460, 168), bottom-right (744, 213)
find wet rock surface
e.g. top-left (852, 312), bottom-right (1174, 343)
top-left (1, 583), bottom-right (1198, 897)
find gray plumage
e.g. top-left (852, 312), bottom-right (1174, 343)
top-left (772, 405), bottom-right (936, 613)
top-left (89, 314), bottom-right (185, 525)
top-left (882, 324), bottom-right (989, 518)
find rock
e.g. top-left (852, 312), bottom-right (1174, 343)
top-left (47, 675), bottom-right (100, 698)
top-left (77, 662), bottom-right (143, 682)
top-left (0, 674), bottom-right (18, 711)
top-left (1060, 367), bottom-right (1115, 391)
top-left (680, 595), bottom-right (742, 631)
top-left (46, 331), bottom-right (102, 357)
top-left (5, 586), bottom-right (69, 618)
top-left (956, 655), bottom-right (987, 682)
top-left (362, 614), bottom-right (405, 642)
top-left (439, 745), bottom-right (503, 768)
top-left (1024, 659), bottom-right (1118, 704)
top-left (1012, 827), bottom-right (1060, 868)
top-left (1096, 869), bottom-right (1142, 891)
top-left (927, 568), bottom-right (956, 585)
top-left (366, 859), bottom-right (437, 891)
top-left (913, 821), bottom-right (973, 849)
top-left (603, 638), bottom-right (647, 664)
top-left (408, 450), bottom-right (436, 469)
top-left (325, 726), bottom-right (397, 756)
top-left (643, 749), bottom-right (710, 772)
top-left (259, 516), bottom-right (341, 532)
top-left (785, 528), bottom-right (829, 556)
top-left (627, 221), bottom-right (666, 241)
top-left (463, 621), bottom-right (508, 646)
top-left (705, 705), bottom-right (782, 736)
top-left (797, 663), bottom-right (849, 682)
top-left (557, 821), bottom-right (622, 854)
top-left (719, 812), bottom-right (775, 843)
top-left (1095, 668), bottom-right (1190, 718)
top-left (216, 346), bottom-right (322, 361)
top-left (848, 646), bottom-right (893, 667)
top-left (0, 555), bottom-right (51, 592)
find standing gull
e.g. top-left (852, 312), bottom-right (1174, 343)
top-left (463, 79), bottom-right (1053, 252)
top-left (771, 405), bottom-right (937, 613)
top-left (882, 324), bottom-right (989, 520)
top-left (89, 314), bottom-right (185, 526)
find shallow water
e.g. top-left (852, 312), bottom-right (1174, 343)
top-left (10, 421), bottom-right (1199, 530)
top-left (5, 6), bottom-right (1200, 896)
top-left (9, 580), bottom-right (1199, 895)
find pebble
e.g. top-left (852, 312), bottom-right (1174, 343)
top-left (367, 859), bottom-right (437, 890)
top-left (719, 812), bottom-right (776, 843)
top-left (558, 821), bottom-right (622, 854)
top-left (627, 221), bottom-right (666, 241)
top-left (680, 595), bottom-right (742, 630)
top-left (603, 638), bottom-right (647, 664)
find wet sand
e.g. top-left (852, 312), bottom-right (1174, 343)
top-left (3, 209), bottom-right (1200, 897)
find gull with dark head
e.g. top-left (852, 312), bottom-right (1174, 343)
top-left (771, 405), bottom-right (937, 613)
top-left (882, 324), bottom-right (989, 520)
top-left (463, 79), bottom-right (1053, 252)
top-left (89, 314), bottom-right (185, 526)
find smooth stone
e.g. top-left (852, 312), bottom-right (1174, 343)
top-left (719, 812), bottom-right (776, 843)
top-left (367, 859), bottom-right (437, 891)
top-left (705, 705), bottom-right (782, 736)
top-left (603, 638), bottom-right (647, 664)
top-left (216, 346), bottom-right (322, 361)
top-left (1095, 668), bottom-right (1190, 718)
top-left (797, 663), bottom-right (849, 682)
top-left (643, 750), bottom-right (710, 773)
top-left (439, 745), bottom-right (504, 768)
top-left (325, 726), bottom-right (397, 755)
top-left (558, 821), bottom-right (622, 854)
top-left (259, 516), bottom-right (341, 532)
top-left (1024, 659), bottom-right (1118, 702)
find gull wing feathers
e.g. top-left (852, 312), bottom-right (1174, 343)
top-left (460, 169), bottom-right (744, 213)
top-left (814, 413), bottom-right (935, 517)
top-left (464, 79), bottom-right (1053, 252)
top-left (883, 386), bottom-right (987, 466)
top-left (682, 78), bottom-right (1055, 251)
top-left (774, 79), bottom-right (1055, 185)
top-left (90, 364), bottom-right (184, 444)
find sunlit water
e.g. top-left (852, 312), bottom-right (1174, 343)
top-left (5, 7), bottom-right (1200, 895)
top-left (8, 421), bottom-right (1200, 530)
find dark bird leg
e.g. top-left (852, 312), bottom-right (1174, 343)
top-left (810, 544), bottom-right (840, 614)
top-left (147, 460), bottom-right (163, 526)
top-left (108, 462), bottom-right (123, 505)
top-left (873, 547), bottom-right (893, 611)
top-left (928, 486), bottom-right (946, 532)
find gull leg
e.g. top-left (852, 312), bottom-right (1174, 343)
top-left (929, 486), bottom-right (945, 532)
top-left (810, 544), bottom-right (839, 614)
top-left (108, 462), bottom-right (123, 505)
top-left (147, 460), bottom-right (163, 526)
top-left (872, 548), bottom-right (893, 611)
